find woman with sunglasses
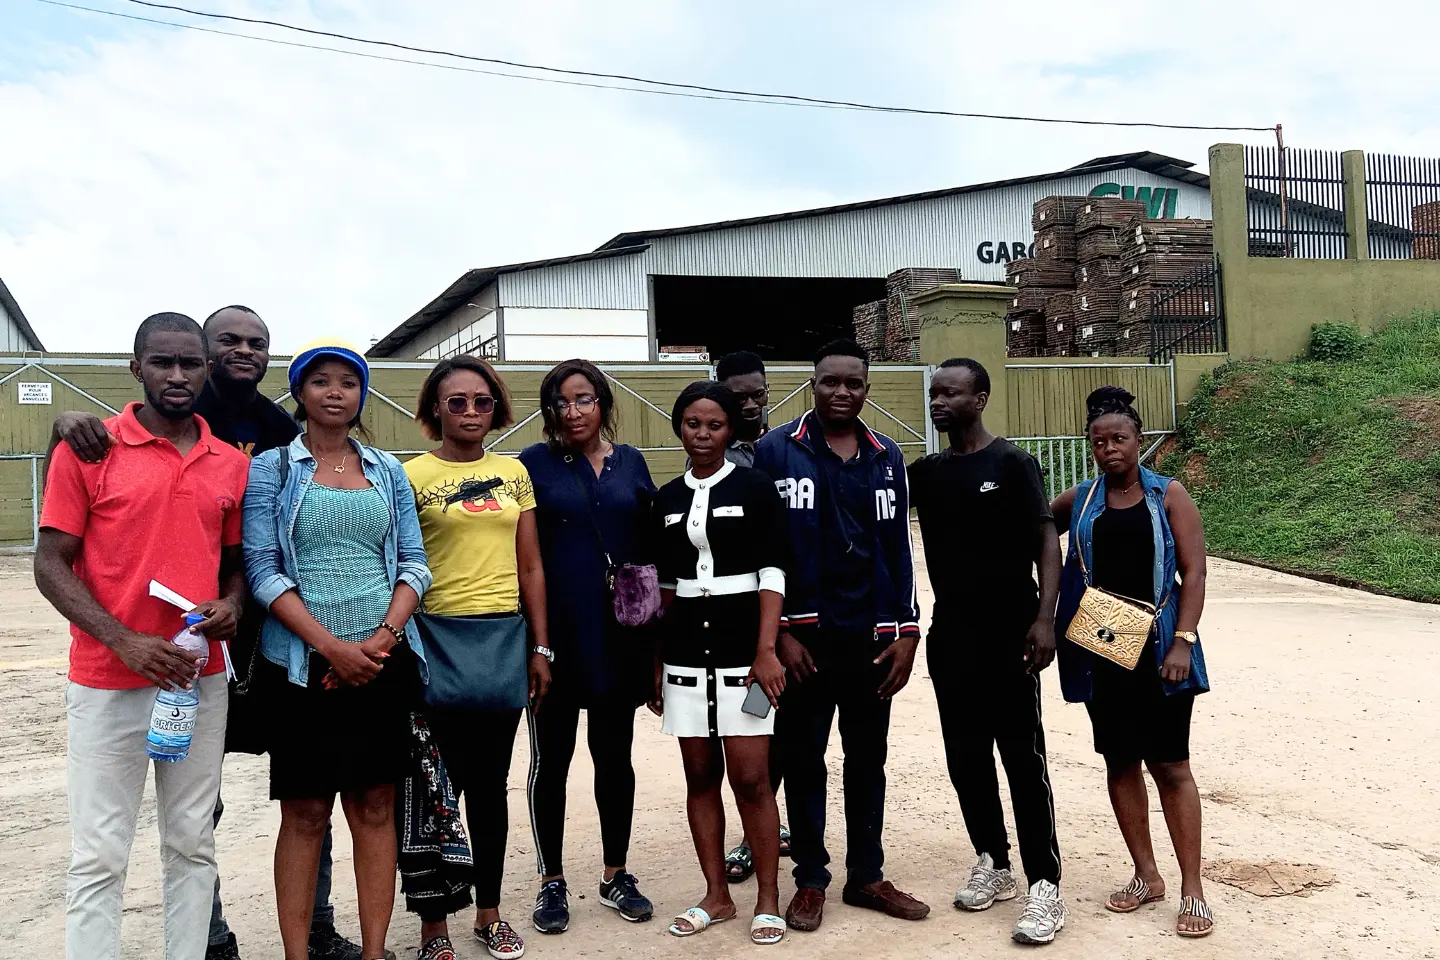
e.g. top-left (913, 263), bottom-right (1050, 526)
top-left (518, 359), bottom-right (658, 935)
top-left (403, 357), bottom-right (552, 960)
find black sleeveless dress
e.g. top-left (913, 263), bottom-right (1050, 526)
top-left (1083, 500), bottom-right (1195, 764)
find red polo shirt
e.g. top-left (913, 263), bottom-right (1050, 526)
top-left (40, 403), bottom-right (251, 689)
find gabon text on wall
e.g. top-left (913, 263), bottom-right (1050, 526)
top-left (974, 183), bottom-right (1180, 265)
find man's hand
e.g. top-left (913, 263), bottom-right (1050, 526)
top-left (324, 637), bottom-right (385, 688)
top-left (1023, 616), bottom-right (1057, 673)
top-left (189, 598), bottom-right (242, 643)
top-left (112, 630), bottom-right (201, 690)
top-left (529, 652), bottom-right (553, 711)
top-left (776, 631), bottom-right (816, 680)
top-left (56, 412), bottom-right (116, 464)
top-left (874, 636), bottom-right (919, 699)
top-left (1159, 641), bottom-right (1193, 684)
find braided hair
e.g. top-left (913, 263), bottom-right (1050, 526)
top-left (1085, 385), bottom-right (1143, 433)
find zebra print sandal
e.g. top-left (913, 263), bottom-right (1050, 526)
top-left (1105, 876), bottom-right (1165, 913)
top-left (1176, 896), bottom-right (1214, 938)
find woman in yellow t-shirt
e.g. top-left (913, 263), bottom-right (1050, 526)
top-left (403, 356), bottom-right (552, 960)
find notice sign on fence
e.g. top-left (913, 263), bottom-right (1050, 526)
top-left (18, 382), bottom-right (52, 405)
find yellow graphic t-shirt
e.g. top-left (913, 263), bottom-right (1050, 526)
top-left (404, 451), bottom-right (536, 616)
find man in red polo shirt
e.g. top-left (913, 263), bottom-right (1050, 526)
top-left (35, 312), bottom-right (250, 960)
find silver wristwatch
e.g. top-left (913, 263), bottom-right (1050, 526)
top-left (531, 645), bottom-right (555, 663)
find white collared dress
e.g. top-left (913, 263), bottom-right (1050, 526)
top-left (651, 460), bottom-right (789, 738)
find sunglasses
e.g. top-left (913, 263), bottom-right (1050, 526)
top-left (443, 395), bottom-right (496, 415)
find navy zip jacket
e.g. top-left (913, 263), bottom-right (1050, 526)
top-left (752, 410), bottom-right (921, 642)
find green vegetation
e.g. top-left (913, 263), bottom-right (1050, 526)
top-left (1159, 312), bottom-right (1440, 601)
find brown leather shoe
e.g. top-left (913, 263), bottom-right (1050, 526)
top-left (841, 880), bottom-right (931, 920)
top-left (785, 887), bottom-right (826, 931)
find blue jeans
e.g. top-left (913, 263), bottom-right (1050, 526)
top-left (208, 794), bottom-right (335, 946)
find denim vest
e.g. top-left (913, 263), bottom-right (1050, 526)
top-left (1055, 465), bottom-right (1209, 703)
top-left (243, 435), bottom-right (432, 686)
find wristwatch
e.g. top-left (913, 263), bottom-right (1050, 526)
top-left (531, 645), bottom-right (555, 663)
top-left (1174, 630), bottom-right (1199, 646)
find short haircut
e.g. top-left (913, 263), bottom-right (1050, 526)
top-left (202, 304), bottom-right (262, 329)
top-left (813, 337), bottom-right (869, 368)
top-left (1086, 385), bottom-right (1144, 433)
top-left (133, 312), bottom-right (204, 358)
top-left (715, 350), bottom-right (765, 381)
top-left (414, 355), bottom-right (515, 441)
top-left (539, 358), bottom-right (616, 449)
top-left (671, 379), bottom-right (745, 439)
top-left (939, 357), bottom-right (991, 395)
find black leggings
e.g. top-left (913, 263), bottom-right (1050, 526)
top-left (424, 707), bottom-right (524, 917)
top-left (527, 683), bottom-right (637, 877)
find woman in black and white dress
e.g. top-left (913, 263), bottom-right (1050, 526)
top-left (650, 380), bottom-right (789, 946)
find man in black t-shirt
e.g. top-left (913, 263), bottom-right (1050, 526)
top-left (908, 358), bottom-right (1067, 946)
top-left (50, 307), bottom-right (362, 960)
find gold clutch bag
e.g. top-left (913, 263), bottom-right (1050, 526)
top-left (1065, 481), bottom-right (1157, 671)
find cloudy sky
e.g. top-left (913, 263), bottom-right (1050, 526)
top-left (3, 0), bottom-right (1439, 352)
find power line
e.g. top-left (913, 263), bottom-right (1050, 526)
top-left (44, 0), bottom-right (1277, 133)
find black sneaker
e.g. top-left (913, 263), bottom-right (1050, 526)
top-left (532, 878), bottom-right (570, 934)
top-left (598, 871), bottom-right (653, 923)
top-left (206, 933), bottom-right (242, 960)
top-left (308, 923), bottom-right (373, 960)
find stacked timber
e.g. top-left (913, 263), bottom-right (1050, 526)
top-left (1074, 197), bottom-right (1148, 234)
top-left (883, 267), bottom-right (962, 361)
top-left (1034, 224), bottom-right (1077, 261)
top-left (1005, 310), bottom-right (1046, 356)
top-left (1071, 198), bottom-right (1144, 355)
top-left (1413, 201), bottom-right (1440, 259)
top-left (1032, 196), bottom-right (1091, 230)
top-left (851, 300), bottom-right (887, 358)
top-left (1119, 219), bottom-right (1214, 327)
top-left (1046, 305), bottom-right (1075, 357)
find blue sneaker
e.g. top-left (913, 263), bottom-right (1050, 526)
top-left (599, 871), bottom-right (653, 923)
top-left (532, 879), bottom-right (570, 934)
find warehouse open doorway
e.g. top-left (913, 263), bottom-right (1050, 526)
top-left (652, 275), bottom-right (887, 361)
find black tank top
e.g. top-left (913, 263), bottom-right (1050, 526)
top-left (1090, 500), bottom-right (1155, 604)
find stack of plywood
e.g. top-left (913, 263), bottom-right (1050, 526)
top-left (1034, 224), bottom-right (1077, 262)
top-left (1005, 309), bottom-right (1047, 356)
top-left (1072, 198), bottom-right (1145, 355)
top-left (883, 267), bottom-right (962, 361)
top-left (1119, 220), bottom-right (1214, 328)
top-left (1074, 197), bottom-right (1148, 233)
top-left (851, 300), bottom-right (888, 358)
top-left (1032, 196), bottom-right (1092, 231)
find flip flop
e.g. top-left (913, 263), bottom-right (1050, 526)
top-left (668, 906), bottom-right (729, 937)
top-left (1105, 876), bottom-right (1165, 913)
top-left (751, 914), bottom-right (786, 945)
top-left (1176, 896), bottom-right (1215, 938)
top-left (725, 842), bottom-right (756, 884)
top-left (778, 826), bottom-right (792, 858)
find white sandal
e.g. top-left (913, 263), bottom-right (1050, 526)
top-left (751, 914), bottom-right (786, 945)
top-left (669, 906), bottom-right (728, 937)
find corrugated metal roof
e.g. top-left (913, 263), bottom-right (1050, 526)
top-left (368, 244), bottom-right (648, 357)
top-left (596, 152), bottom-right (1207, 250)
top-left (0, 276), bottom-right (46, 351)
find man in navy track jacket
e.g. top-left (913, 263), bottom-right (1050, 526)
top-left (751, 338), bottom-right (930, 933)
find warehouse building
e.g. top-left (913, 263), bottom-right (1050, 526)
top-left (0, 277), bottom-right (46, 353)
top-left (369, 151), bottom-right (1215, 362)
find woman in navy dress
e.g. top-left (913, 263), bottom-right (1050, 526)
top-left (518, 359), bottom-right (657, 934)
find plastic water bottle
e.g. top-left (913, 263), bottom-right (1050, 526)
top-left (146, 613), bottom-right (209, 764)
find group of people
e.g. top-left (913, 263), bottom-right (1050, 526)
top-left (40, 305), bottom-right (1214, 960)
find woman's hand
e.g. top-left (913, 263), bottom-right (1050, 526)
top-left (1160, 640), bottom-right (1193, 683)
top-left (324, 636), bottom-right (385, 688)
top-left (529, 652), bottom-right (553, 711)
top-left (748, 648), bottom-right (787, 709)
top-left (647, 660), bottom-right (664, 717)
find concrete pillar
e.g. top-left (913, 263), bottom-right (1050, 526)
top-left (1207, 143), bottom-right (1252, 356)
top-left (912, 283), bottom-right (1014, 434)
top-left (1342, 150), bottom-right (1369, 260)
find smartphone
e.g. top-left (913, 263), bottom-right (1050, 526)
top-left (741, 681), bottom-right (773, 719)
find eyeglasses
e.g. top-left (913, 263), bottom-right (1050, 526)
top-left (443, 395), bottom-right (496, 415)
top-left (552, 396), bottom-right (598, 415)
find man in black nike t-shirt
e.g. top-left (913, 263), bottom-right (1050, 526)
top-left (908, 358), bottom-right (1067, 946)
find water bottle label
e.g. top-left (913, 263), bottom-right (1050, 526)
top-left (146, 696), bottom-right (197, 761)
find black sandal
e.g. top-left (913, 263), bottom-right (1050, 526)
top-left (725, 842), bottom-right (755, 883)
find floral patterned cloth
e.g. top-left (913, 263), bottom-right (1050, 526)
top-left (398, 711), bottom-right (474, 917)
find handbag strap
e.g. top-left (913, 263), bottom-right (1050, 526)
top-left (561, 452), bottom-right (615, 571)
top-left (1074, 477), bottom-right (1101, 586)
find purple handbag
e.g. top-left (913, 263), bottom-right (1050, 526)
top-left (563, 455), bottom-right (663, 628)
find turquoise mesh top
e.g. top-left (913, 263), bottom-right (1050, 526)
top-left (293, 484), bottom-right (392, 642)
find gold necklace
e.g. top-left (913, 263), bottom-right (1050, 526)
top-left (313, 449), bottom-right (349, 474)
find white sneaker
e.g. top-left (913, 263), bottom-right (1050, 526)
top-left (1012, 880), bottom-right (1067, 945)
top-left (953, 853), bottom-right (1018, 911)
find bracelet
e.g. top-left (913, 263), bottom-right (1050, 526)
top-left (379, 621), bottom-right (404, 642)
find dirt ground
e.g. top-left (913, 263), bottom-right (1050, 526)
top-left (3, 544), bottom-right (1438, 960)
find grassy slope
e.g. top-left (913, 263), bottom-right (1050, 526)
top-left (1157, 313), bottom-right (1440, 601)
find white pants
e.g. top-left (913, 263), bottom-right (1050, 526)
top-left (66, 674), bottom-right (228, 960)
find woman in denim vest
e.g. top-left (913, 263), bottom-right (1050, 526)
top-left (1051, 387), bottom-right (1213, 939)
top-left (243, 341), bottom-right (431, 960)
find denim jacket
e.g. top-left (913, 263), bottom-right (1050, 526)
top-left (1055, 465), bottom-right (1210, 703)
top-left (243, 435), bottom-right (432, 687)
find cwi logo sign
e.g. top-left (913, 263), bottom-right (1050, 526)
top-left (1088, 182), bottom-right (1179, 219)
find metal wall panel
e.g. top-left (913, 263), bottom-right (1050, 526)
top-left (498, 254), bottom-right (649, 309)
